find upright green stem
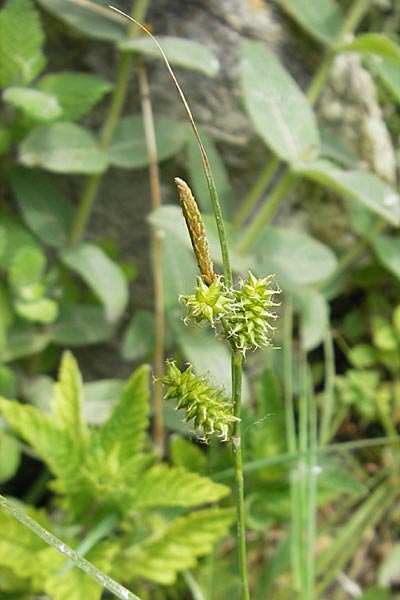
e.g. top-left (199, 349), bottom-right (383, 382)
top-left (68, 0), bottom-right (149, 245)
top-left (231, 351), bottom-right (250, 600)
top-left (137, 59), bottom-right (165, 456)
top-left (319, 329), bottom-right (336, 445)
top-left (0, 495), bottom-right (142, 600)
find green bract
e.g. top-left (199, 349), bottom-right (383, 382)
top-left (161, 361), bottom-right (238, 442)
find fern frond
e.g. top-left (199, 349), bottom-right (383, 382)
top-left (124, 464), bottom-right (230, 509)
top-left (0, 0), bottom-right (46, 88)
top-left (114, 508), bottom-right (234, 585)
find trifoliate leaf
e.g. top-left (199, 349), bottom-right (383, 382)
top-left (0, 0), bottom-right (46, 89)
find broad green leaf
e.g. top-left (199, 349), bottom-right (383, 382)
top-left (2, 87), bottom-right (62, 122)
top-left (0, 0), bottom-right (46, 88)
top-left (0, 432), bottom-right (21, 483)
top-left (2, 323), bottom-right (50, 362)
top-left (122, 310), bottom-right (155, 361)
top-left (339, 33), bottom-right (400, 62)
top-left (83, 379), bottom-right (124, 425)
top-left (37, 72), bottom-right (113, 121)
top-left (186, 126), bottom-right (233, 218)
top-left (295, 288), bottom-right (329, 350)
top-left (50, 304), bottom-right (115, 346)
top-left (51, 352), bottom-right (85, 435)
top-left (127, 464), bottom-right (230, 509)
top-left (36, 0), bottom-right (126, 42)
top-left (373, 234), bottom-right (400, 280)
top-left (10, 167), bottom-right (74, 248)
top-left (161, 232), bottom-right (197, 310)
top-left (15, 297), bottom-right (59, 324)
top-left (276, 0), bottom-right (342, 45)
top-left (0, 212), bottom-right (41, 268)
top-left (320, 127), bottom-right (357, 168)
top-left (19, 123), bottom-right (108, 174)
top-left (109, 116), bottom-right (187, 169)
top-left (251, 226), bottom-right (337, 288)
top-left (60, 243), bottom-right (128, 322)
top-left (241, 39), bottom-right (320, 163)
top-left (93, 365), bottom-right (150, 460)
top-left (295, 159), bottom-right (400, 225)
top-left (116, 508), bottom-right (234, 585)
top-left (119, 36), bottom-right (220, 77)
top-left (378, 59), bottom-right (400, 105)
top-left (9, 246), bottom-right (46, 292)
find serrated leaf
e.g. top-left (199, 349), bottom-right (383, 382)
top-left (15, 297), bottom-right (59, 324)
top-left (83, 379), bottom-right (124, 425)
top-left (169, 436), bottom-right (207, 474)
top-left (241, 39), bottom-right (320, 163)
top-left (51, 352), bottom-right (86, 436)
top-left (37, 72), bottom-right (113, 121)
top-left (36, 0), bottom-right (126, 42)
top-left (3, 87), bottom-right (62, 122)
top-left (19, 122), bottom-right (108, 174)
top-left (10, 167), bottom-right (74, 248)
top-left (50, 304), bottom-right (115, 346)
top-left (339, 33), bottom-right (400, 62)
top-left (60, 243), bottom-right (128, 322)
top-left (250, 225), bottom-right (337, 288)
top-left (378, 59), bottom-right (400, 105)
top-left (122, 310), bottom-right (155, 361)
top-left (92, 365), bottom-right (150, 461)
top-left (109, 116), bottom-right (187, 169)
top-left (117, 508), bottom-right (234, 584)
top-left (0, 0), bottom-right (46, 88)
top-left (127, 464), bottom-right (230, 509)
top-left (276, 0), bottom-right (342, 45)
top-left (186, 126), bottom-right (233, 218)
top-left (373, 234), bottom-right (400, 280)
top-left (295, 159), bottom-right (400, 225)
top-left (119, 36), bottom-right (220, 77)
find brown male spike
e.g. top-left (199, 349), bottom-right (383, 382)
top-left (175, 177), bottom-right (217, 286)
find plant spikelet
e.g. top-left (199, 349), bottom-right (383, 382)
top-left (180, 275), bottom-right (232, 326)
top-left (175, 177), bottom-right (216, 286)
top-left (225, 271), bottom-right (280, 356)
top-left (161, 361), bottom-right (238, 442)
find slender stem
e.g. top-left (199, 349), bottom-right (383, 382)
top-left (234, 157), bottom-right (280, 228)
top-left (319, 329), bottom-right (336, 445)
top-left (339, 0), bottom-right (371, 37)
top-left (137, 59), bottom-right (165, 456)
top-left (68, 0), bottom-right (150, 245)
top-left (283, 295), bottom-right (297, 455)
top-left (0, 495), bottom-right (142, 600)
top-left (182, 570), bottom-right (206, 600)
top-left (237, 171), bottom-right (295, 254)
top-left (231, 351), bottom-right (250, 600)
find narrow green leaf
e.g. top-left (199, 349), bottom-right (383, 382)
top-left (122, 310), bottom-right (155, 361)
top-left (378, 59), bottom-right (400, 105)
top-left (295, 159), bottom-right (400, 225)
top-left (0, 0), bottom-right (46, 88)
top-left (117, 508), bottom-right (234, 585)
top-left (51, 352), bottom-right (85, 435)
top-left (50, 305), bottom-right (115, 346)
top-left (241, 39), bottom-right (320, 163)
top-left (128, 465), bottom-right (230, 509)
top-left (338, 33), bottom-right (400, 62)
top-left (60, 243), bottom-right (128, 322)
top-left (119, 36), bottom-right (220, 77)
top-left (186, 126), bottom-right (233, 219)
top-left (19, 122), bottom-right (108, 174)
top-left (320, 127), bottom-right (357, 168)
top-left (37, 72), bottom-right (113, 121)
top-left (3, 87), bottom-right (62, 122)
top-left (276, 0), bottom-right (342, 45)
top-left (109, 116), bottom-right (187, 169)
top-left (93, 365), bottom-right (150, 461)
top-left (373, 234), bottom-right (400, 280)
top-left (10, 167), bottom-right (74, 248)
top-left (251, 226), bottom-right (337, 288)
top-left (36, 0), bottom-right (126, 42)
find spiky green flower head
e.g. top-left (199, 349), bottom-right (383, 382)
top-left (225, 271), bottom-right (280, 356)
top-left (180, 275), bottom-right (232, 326)
top-left (161, 361), bottom-right (238, 442)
